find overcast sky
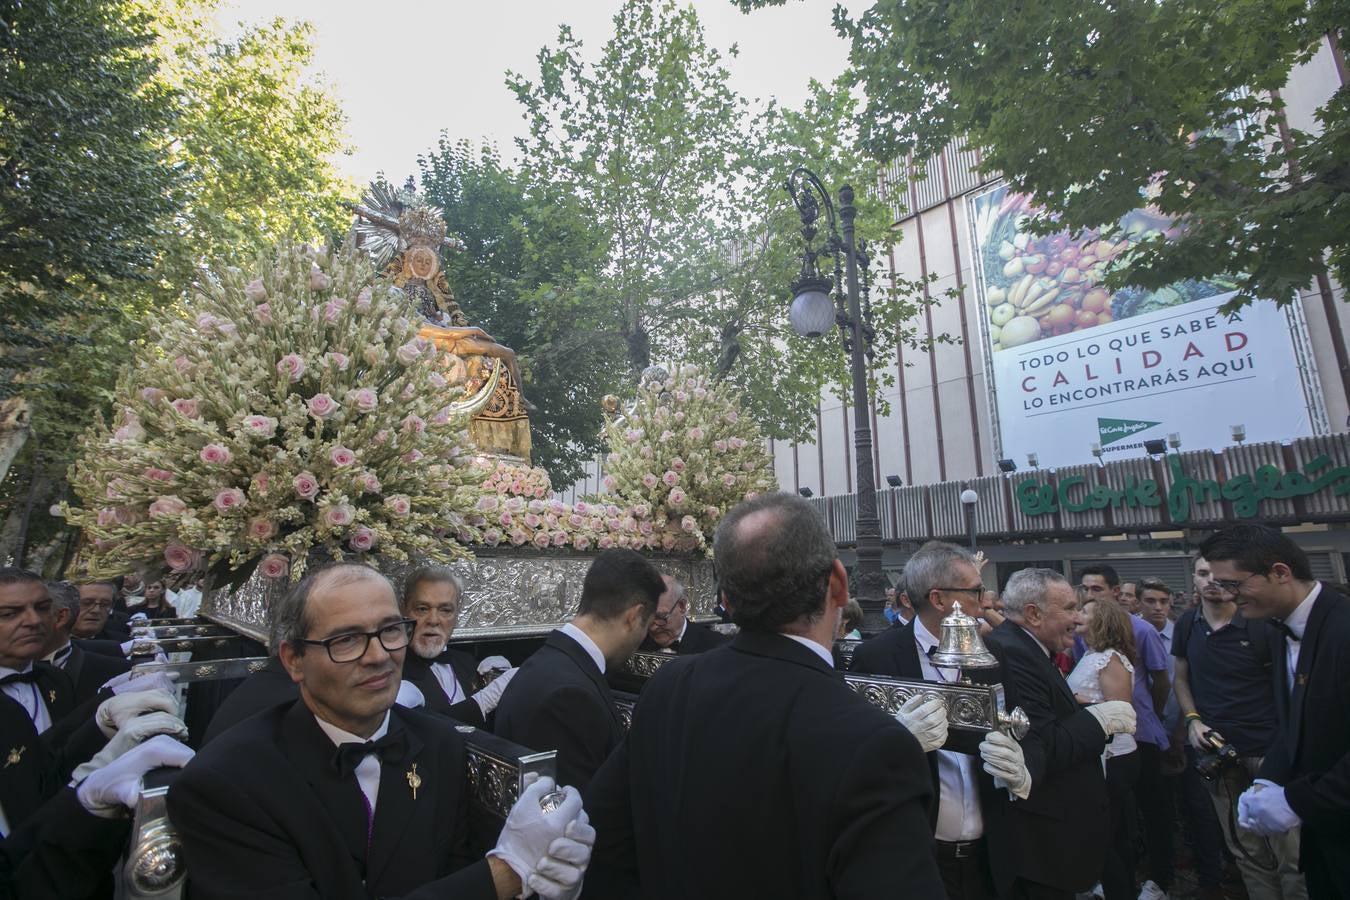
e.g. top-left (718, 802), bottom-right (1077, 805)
top-left (212, 0), bottom-right (859, 185)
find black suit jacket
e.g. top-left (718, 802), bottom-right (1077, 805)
top-left (401, 649), bottom-right (486, 728)
top-left (495, 630), bottom-right (623, 790)
top-left (62, 643), bottom-right (130, 706)
top-left (982, 620), bottom-right (1109, 894)
top-left (582, 630), bottom-right (944, 900)
top-left (637, 619), bottom-right (727, 655)
top-left (0, 787), bottom-right (128, 900)
top-left (73, 637), bottom-right (125, 658)
top-left (1259, 583), bottom-right (1350, 895)
top-left (168, 700), bottom-right (497, 900)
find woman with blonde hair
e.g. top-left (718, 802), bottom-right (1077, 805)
top-left (1068, 594), bottom-right (1139, 900)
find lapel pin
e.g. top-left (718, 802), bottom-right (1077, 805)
top-left (1296, 674), bottom-right (1309, 686)
top-left (406, 763), bottom-right (421, 800)
top-left (5, 746), bottom-right (25, 768)
top-left (47, 689), bottom-right (56, 704)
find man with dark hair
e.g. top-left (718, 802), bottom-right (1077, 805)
top-left (70, 582), bottom-right (128, 645)
top-left (638, 575), bottom-right (724, 654)
top-left (1201, 525), bottom-right (1345, 899)
top-left (849, 541), bottom-right (1032, 900)
top-left (495, 549), bottom-right (664, 790)
top-left (40, 582), bottom-right (129, 705)
top-left (1174, 552), bottom-right (1303, 900)
top-left (984, 567), bottom-right (1131, 899)
top-left (1120, 581), bottom-right (1140, 614)
top-left (581, 493), bottom-right (943, 899)
top-left (400, 567), bottom-right (515, 726)
top-left (170, 563), bottom-right (594, 900)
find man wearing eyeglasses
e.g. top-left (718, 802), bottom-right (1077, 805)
top-left (1201, 526), bottom-right (1345, 899)
top-left (638, 576), bottom-right (725, 655)
top-left (1172, 553), bottom-right (1299, 900)
top-left (170, 563), bottom-right (595, 900)
top-left (41, 581), bottom-right (130, 705)
top-left (70, 581), bottom-right (130, 648)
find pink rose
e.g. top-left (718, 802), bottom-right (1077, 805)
top-left (681, 515), bottom-right (698, 533)
top-left (293, 471), bottom-right (320, 500)
top-left (705, 505), bottom-right (720, 519)
top-left (329, 446), bottom-right (356, 467)
top-left (498, 511), bottom-right (514, 527)
top-left (324, 351), bottom-right (350, 370)
top-left (724, 410), bottom-right (740, 424)
top-left (199, 443), bottom-right (232, 466)
top-left (242, 415), bottom-right (278, 438)
top-left (532, 531), bottom-right (552, 549)
top-left (509, 528), bottom-right (529, 546)
top-left (693, 387), bottom-right (707, 399)
top-left (113, 419), bottom-right (145, 442)
top-left (276, 354), bottom-right (306, 382)
top-left (348, 527), bottom-right (377, 552)
top-left (355, 287), bottom-right (373, 312)
top-left (668, 488), bottom-right (687, 506)
top-left (164, 542), bottom-right (202, 573)
top-left (373, 430), bottom-right (390, 445)
top-left (639, 520), bottom-right (653, 535)
top-left (428, 371), bottom-right (447, 389)
top-left (148, 496), bottom-right (186, 518)
top-left (641, 473), bottom-right (658, 489)
top-left (722, 473), bottom-right (737, 487)
top-left (385, 494), bottom-right (411, 517)
top-left (171, 398), bottom-right (200, 418)
top-left (673, 411), bottom-right (685, 423)
top-left (244, 278), bottom-right (267, 303)
top-left (213, 488), bottom-right (246, 513)
top-left (729, 437), bottom-right (747, 450)
top-left (402, 383), bottom-right (416, 399)
top-left (254, 303), bottom-right (273, 325)
top-left (661, 533), bottom-right (677, 550)
top-left (574, 501), bottom-right (590, 515)
top-left (173, 355), bottom-right (194, 374)
top-left (141, 387), bottom-right (166, 404)
top-left (359, 472), bottom-right (381, 493)
top-left (306, 393), bottom-right (338, 418)
top-left (217, 321), bottom-right (238, 337)
top-left (195, 313), bottom-right (218, 331)
top-left (251, 472), bottom-right (271, 494)
top-left (259, 553), bottom-right (289, 579)
top-left (95, 507), bottom-right (117, 527)
top-left (625, 429), bottom-right (641, 443)
top-left (322, 504), bottom-right (354, 528)
top-left (248, 517), bottom-right (278, 541)
top-left (352, 388), bottom-right (378, 413)
top-left (396, 341), bottom-right (421, 366)
top-left (324, 300), bottom-right (345, 324)
top-left (670, 457), bottom-right (686, 472)
top-left (640, 446), bottom-right (653, 459)
top-left (598, 535), bottom-right (615, 550)
top-left (551, 531), bottom-right (568, 547)
top-left (483, 528), bottom-right (504, 547)
top-left (522, 512), bottom-right (540, 529)
top-left (569, 514), bottom-right (585, 528)
top-left (713, 440), bottom-right (728, 453)
top-left (143, 467), bottom-right (174, 482)
top-left (662, 471), bottom-right (679, 487)
top-left (689, 427), bottom-right (705, 441)
top-left (632, 503), bottom-right (651, 518)
top-left (402, 449), bottom-right (424, 464)
top-left (475, 495), bottom-right (500, 513)
top-left (573, 535), bottom-right (592, 551)
top-left (401, 414), bottom-right (426, 434)
top-left (309, 264), bottom-right (330, 292)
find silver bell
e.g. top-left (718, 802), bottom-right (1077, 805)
top-left (929, 606), bottom-right (998, 671)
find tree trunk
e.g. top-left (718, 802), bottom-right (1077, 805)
top-left (0, 397), bottom-right (31, 485)
top-left (624, 324), bottom-right (651, 375)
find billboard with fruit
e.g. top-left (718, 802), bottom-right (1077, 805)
top-left (970, 182), bottom-right (1317, 468)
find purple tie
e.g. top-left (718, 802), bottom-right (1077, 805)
top-left (359, 787), bottom-right (374, 856)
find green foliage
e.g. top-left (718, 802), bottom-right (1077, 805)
top-left (416, 139), bottom-right (623, 486)
top-left (739, 0), bottom-right (1350, 309)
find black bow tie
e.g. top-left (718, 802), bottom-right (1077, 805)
top-left (1270, 619), bottom-right (1300, 642)
top-left (925, 644), bottom-right (938, 658)
top-left (332, 731), bottom-right (407, 777)
top-left (668, 639), bottom-right (681, 652)
top-left (0, 670), bottom-right (39, 686)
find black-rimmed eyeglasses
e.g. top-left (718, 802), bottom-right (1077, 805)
top-left (934, 586), bottom-right (985, 602)
top-left (295, 618), bottom-right (415, 663)
top-left (1211, 572), bottom-right (1265, 596)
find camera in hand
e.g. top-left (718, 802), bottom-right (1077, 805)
top-left (1194, 732), bottom-right (1241, 781)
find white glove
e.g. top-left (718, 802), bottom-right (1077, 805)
top-left (473, 667), bottom-right (518, 716)
top-left (75, 709), bottom-right (189, 780)
top-left (527, 808), bottom-right (595, 900)
top-left (395, 680), bottom-right (426, 709)
top-left (1238, 779), bottom-right (1301, 835)
top-left (102, 667), bottom-right (178, 697)
top-left (478, 655), bottom-right (512, 675)
top-left (1086, 700), bottom-right (1136, 737)
top-left (95, 689), bottom-right (179, 738)
top-left (895, 694), bottom-right (948, 753)
top-left (979, 730), bottom-right (1032, 800)
top-left (489, 777), bottom-right (586, 892)
top-left (75, 734), bottom-right (193, 818)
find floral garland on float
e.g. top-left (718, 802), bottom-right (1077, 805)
top-left (63, 241), bottom-right (486, 586)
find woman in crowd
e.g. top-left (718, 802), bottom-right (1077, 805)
top-left (838, 598), bottom-right (863, 639)
top-left (1068, 594), bottom-right (1139, 900)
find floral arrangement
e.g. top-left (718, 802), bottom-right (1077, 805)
top-left (64, 241), bottom-right (485, 583)
top-left (600, 364), bottom-right (777, 552)
top-left (473, 457), bottom-right (553, 500)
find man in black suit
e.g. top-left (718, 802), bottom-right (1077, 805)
top-left (169, 563), bottom-right (594, 900)
top-left (638, 575), bottom-right (725, 654)
top-left (982, 567), bottom-right (1135, 900)
top-left (69, 581), bottom-right (129, 645)
top-left (581, 492), bottom-right (944, 899)
top-left (849, 541), bottom-right (1033, 900)
top-left (1200, 526), bottom-right (1349, 899)
top-left (40, 582), bottom-right (129, 705)
top-left (496, 550), bottom-right (664, 791)
top-left (400, 566), bottom-right (516, 727)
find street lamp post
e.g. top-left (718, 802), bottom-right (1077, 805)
top-left (960, 488), bottom-right (979, 550)
top-left (785, 167), bottom-right (887, 631)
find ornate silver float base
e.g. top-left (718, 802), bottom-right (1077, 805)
top-left (200, 547), bottom-right (716, 645)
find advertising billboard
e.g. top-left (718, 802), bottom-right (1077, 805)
top-left (969, 183), bottom-right (1319, 469)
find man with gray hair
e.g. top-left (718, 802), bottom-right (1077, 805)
top-left (982, 567), bottom-right (1136, 900)
top-left (582, 493), bottom-right (942, 898)
top-left (400, 565), bottom-right (516, 726)
top-left (40, 581), bottom-right (130, 705)
top-left (638, 575), bottom-right (725, 655)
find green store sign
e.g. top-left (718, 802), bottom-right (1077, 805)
top-left (1015, 454), bottom-right (1350, 524)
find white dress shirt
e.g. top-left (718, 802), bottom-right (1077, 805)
top-left (314, 710), bottom-right (391, 815)
top-left (1281, 582), bottom-right (1321, 693)
top-left (914, 617), bottom-right (984, 841)
top-left (0, 662), bottom-right (51, 733)
top-left (43, 640), bottom-right (73, 669)
top-left (560, 622), bottom-right (607, 674)
top-left (428, 649), bottom-right (465, 705)
top-left (782, 633), bottom-right (835, 667)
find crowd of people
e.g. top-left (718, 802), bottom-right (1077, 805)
top-left (0, 494), bottom-right (1346, 900)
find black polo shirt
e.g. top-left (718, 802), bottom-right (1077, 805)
top-left (1172, 607), bottom-right (1276, 756)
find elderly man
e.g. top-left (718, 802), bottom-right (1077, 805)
top-left (638, 575), bottom-right (724, 655)
top-left (496, 550), bottom-right (664, 790)
top-left (1201, 526), bottom-right (1342, 899)
top-left (169, 563), bottom-right (594, 900)
top-left (983, 568), bottom-right (1134, 900)
top-left (70, 582), bottom-right (127, 645)
top-left (581, 493), bottom-right (943, 899)
top-left (849, 541), bottom-right (1031, 900)
top-left (40, 583), bottom-right (129, 705)
top-left (400, 566), bottom-right (516, 726)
